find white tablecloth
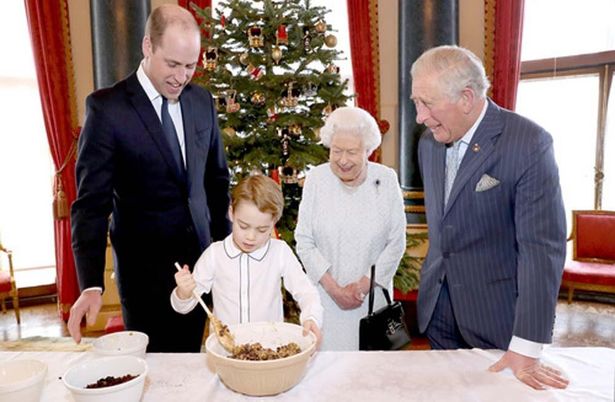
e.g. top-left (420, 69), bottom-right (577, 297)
top-left (1, 347), bottom-right (613, 401)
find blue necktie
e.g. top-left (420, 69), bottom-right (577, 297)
top-left (444, 141), bottom-right (461, 205)
top-left (161, 97), bottom-right (185, 177)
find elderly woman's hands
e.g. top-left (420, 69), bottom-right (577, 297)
top-left (320, 272), bottom-right (370, 310)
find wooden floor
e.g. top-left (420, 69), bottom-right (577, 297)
top-left (1, 295), bottom-right (614, 350)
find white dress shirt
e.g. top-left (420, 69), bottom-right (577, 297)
top-left (171, 235), bottom-right (323, 327)
top-left (136, 63), bottom-right (186, 167)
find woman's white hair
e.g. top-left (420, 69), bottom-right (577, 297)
top-left (319, 106), bottom-right (382, 154)
top-left (411, 45), bottom-right (490, 100)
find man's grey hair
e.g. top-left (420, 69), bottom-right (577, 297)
top-left (411, 45), bottom-right (490, 100)
top-left (319, 106), bottom-right (382, 154)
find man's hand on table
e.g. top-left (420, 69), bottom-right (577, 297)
top-left (489, 350), bottom-right (570, 390)
top-left (67, 289), bottom-right (103, 344)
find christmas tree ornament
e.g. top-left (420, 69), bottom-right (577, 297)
top-left (315, 19), bottom-right (327, 33)
top-left (222, 127), bottom-right (236, 137)
top-left (279, 165), bottom-right (299, 184)
top-left (279, 82), bottom-right (299, 108)
top-left (219, 14), bottom-right (226, 28)
top-left (214, 96), bottom-right (226, 111)
top-left (239, 51), bottom-right (249, 65)
top-left (326, 63), bottom-right (340, 74)
top-left (289, 123), bottom-right (302, 135)
top-left (225, 90), bottom-right (241, 113)
top-left (271, 45), bottom-right (283, 64)
top-left (267, 106), bottom-right (279, 123)
top-left (312, 127), bottom-right (321, 139)
top-left (302, 26), bottom-right (312, 51)
top-left (323, 102), bottom-right (334, 116)
top-left (278, 128), bottom-right (290, 157)
top-left (276, 24), bottom-right (288, 45)
top-left (247, 63), bottom-right (264, 80)
top-left (303, 83), bottom-right (318, 97)
top-left (324, 34), bottom-right (337, 48)
top-left (247, 25), bottom-right (264, 47)
top-left (203, 47), bottom-right (219, 71)
top-left (251, 91), bottom-right (266, 105)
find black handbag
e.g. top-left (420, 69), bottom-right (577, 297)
top-left (359, 265), bottom-right (411, 350)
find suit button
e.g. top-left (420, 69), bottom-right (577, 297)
top-left (443, 252), bottom-right (450, 258)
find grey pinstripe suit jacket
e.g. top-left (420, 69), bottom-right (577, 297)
top-left (417, 99), bottom-right (566, 349)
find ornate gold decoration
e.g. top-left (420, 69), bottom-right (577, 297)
top-left (203, 47), bottom-right (218, 71)
top-left (247, 25), bottom-right (264, 47)
top-left (403, 191), bottom-right (424, 200)
top-left (324, 34), bottom-right (337, 48)
top-left (271, 45), bottom-right (283, 64)
top-left (405, 205), bottom-right (426, 213)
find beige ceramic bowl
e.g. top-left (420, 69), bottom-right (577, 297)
top-left (0, 359), bottom-right (47, 402)
top-left (93, 331), bottom-right (149, 358)
top-left (205, 321), bottom-right (316, 396)
top-left (62, 355), bottom-right (148, 402)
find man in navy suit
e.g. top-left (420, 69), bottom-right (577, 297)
top-left (68, 4), bottom-right (231, 352)
top-left (411, 45), bottom-right (569, 389)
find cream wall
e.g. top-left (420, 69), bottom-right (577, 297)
top-left (68, 0), bottom-right (484, 163)
top-left (67, 0), bottom-right (92, 125)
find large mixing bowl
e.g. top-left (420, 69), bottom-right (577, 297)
top-left (205, 321), bottom-right (317, 396)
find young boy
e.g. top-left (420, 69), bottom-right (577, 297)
top-left (171, 175), bottom-right (323, 344)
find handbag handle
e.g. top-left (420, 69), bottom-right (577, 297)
top-left (367, 265), bottom-right (393, 315)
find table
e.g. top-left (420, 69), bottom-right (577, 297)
top-left (1, 347), bottom-right (613, 401)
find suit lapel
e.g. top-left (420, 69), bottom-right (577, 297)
top-left (126, 73), bottom-right (186, 186)
top-left (181, 87), bottom-right (196, 190)
top-left (432, 141), bottom-right (447, 217)
top-left (444, 100), bottom-right (503, 217)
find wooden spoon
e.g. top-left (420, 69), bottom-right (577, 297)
top-left (174, 262), bottom-right (236, 353)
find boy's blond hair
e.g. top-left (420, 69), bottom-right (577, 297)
top-left (231, 175), bottom-right (284, 222)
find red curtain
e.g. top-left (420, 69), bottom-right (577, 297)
top-left (24, 0), bottom-right (80, 320)
top-left (178, 0), bottom-right (212, 17)
top-left (346, 0), bottom-right (388, 162)
top-left (484, 0), bottom-right (525, 110)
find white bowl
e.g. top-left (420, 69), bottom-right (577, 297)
top-left (93, 331), bottom-right (149, 358)
top-left (0, 359), bottom-right (47, 402)
top-left (206, 321), bottom-right (316, 396)
top-left (62, 355), bottom-right (148, 402)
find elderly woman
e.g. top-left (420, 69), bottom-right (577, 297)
top-left (295, 106), bottom-right (406, 350)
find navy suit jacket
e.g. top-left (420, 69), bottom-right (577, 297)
top-left (417, 99), bottom-right (566, 349)
top-left (71, 71), bottom-right (231, 307)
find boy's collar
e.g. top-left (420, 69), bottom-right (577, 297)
top-left (223, 234), bottom-right (270, 261)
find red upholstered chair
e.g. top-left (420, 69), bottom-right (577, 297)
top-left (561, 210), bottom-right (615, 303)
top-left (0, 243), bottom-right (20, 324)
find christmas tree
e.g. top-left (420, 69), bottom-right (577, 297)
top-left (192, 0), bottom-right (350, 244)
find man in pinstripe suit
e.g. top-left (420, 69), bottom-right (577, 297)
top-left (411, 46), bottom-right (569, 389)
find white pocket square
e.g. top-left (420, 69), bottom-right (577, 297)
top-left (475, 174), bottom-right (500, 192)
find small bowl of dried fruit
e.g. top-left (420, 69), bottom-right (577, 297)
top-left (205, 321), bottom-right (317, 396)
top-left (62, 355), bottom-right (148, 402)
